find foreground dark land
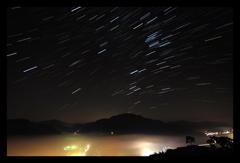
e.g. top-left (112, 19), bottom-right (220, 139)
top-left (150, 135), bottom-right (233, 156)
top-left (150, 145), bottom-right (233, 156)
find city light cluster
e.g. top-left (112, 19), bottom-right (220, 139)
top-left (64, 144), bottom-right (90, 156)
top-left (205, 129), bottom-right (233, 136)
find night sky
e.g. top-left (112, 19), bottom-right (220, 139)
top-left (7, 6), bottom-right (233, 124)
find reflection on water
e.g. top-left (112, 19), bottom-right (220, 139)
top-left (7, 133), bottom-right (233, 156)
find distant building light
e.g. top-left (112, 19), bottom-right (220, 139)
top-left (111, 132), bottom-right (113, 135)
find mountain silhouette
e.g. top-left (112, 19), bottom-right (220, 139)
top-left (34, 119), bottom-right (75, 133)
top-left (7, 118), bottom-right (62, 136)
top-left (167, 120), bottom-right (232, 133)
top-left (7, 113), bottom-right (232, 136)
top-left (71, 113), bottom-right (232, 135)
top-left (72, 113), bottom-right (169, 135)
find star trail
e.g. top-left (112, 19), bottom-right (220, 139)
top-left (7, 6), bottom-right (233, 124)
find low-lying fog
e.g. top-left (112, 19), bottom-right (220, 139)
top-left (7, 133), bottom-right (233, 156)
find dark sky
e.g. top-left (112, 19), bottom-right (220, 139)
top-left (7, 6), bottom-right (233, 124)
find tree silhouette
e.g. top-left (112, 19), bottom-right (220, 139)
top-left (218, 137), bottom-right (233, 149)
top-left (207, 136), bottom-right (218, 148)
top-left (207, 136), bottom-right (233, 149)
top-left (186, 136), bottom-right (196, 145)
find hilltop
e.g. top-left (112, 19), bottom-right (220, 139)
top-left (150, 145), bottom-right (233, 156)
top-left (71, 113), bottom-right (232, 136)
top-left (7, 118), bottom-right (62, 136)
top-left (7, 113), bottom-right (232, 136)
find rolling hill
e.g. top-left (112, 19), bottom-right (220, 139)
top-left (7, 113), bottom-right (233, 136)
top-left (7, 118), bottom-right (62, 136)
